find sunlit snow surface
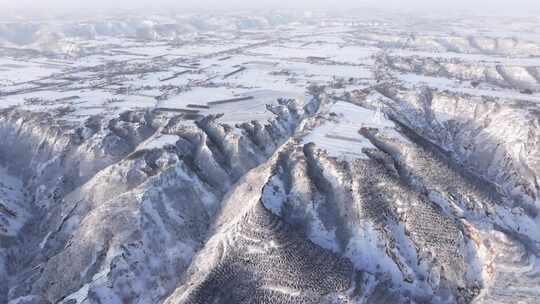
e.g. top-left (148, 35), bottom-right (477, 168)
top-left (0, 166), bottom-right (28, 236)
top-left (303, 101), bottom-right (394, 160)
top-left (0, 21), bottom-right (375, 126)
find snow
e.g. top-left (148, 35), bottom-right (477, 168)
top-left (345, 223), bottom-right (405, 285)
top-left (397, 73), bottom-right (540, 102)
top-left (139, 134), bottom-right (179, 150)
top-left (287, 62), bottom-right (371, 81)
top-left (390, 49), bottom-right (540, 67)
top-left (59, 283), bottom-right (90, 304)
top-left (307, 211), bottom-right (340, 253)
top-left (252, 43), bottom-right (376, 63)
top-left (0, 21), bottom-right (376, 128)
top-left (158, 87), bottom-right (247, 109)
top-left (2, 12), bottom-right (540, 304)
top-left (0, 166), bottom-right (28, 236)
top-left (262, 177), bottom-right (285, 217)
top-left (0, 58), bottom-right (63, 84)
top-left (303, 101), bottom-right (394, 160)
top-left (159, 88), bottom-right (306, 124)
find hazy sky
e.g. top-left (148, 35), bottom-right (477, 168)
top-left (1, 0), bottom-right (539, 17)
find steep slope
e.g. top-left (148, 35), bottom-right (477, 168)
top-left (164, 157), bottom-right (357, 304)
top-left (1, 93), bottom-right (320, 303)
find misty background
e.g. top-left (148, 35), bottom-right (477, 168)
top-left (1, 0), bottom-right (540, 19)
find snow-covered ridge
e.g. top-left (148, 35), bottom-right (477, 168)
top-left (384, 55), bottom-right (540, 93)
top-left (365, 86), bottom-right (540, 216)
top-left (0, 90), bottom-right (321, 303)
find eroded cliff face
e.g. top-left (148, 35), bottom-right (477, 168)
top-left (161, 86), bottom-right (540, 303)
top-left (257, 144), bottom-right (479, 303)
top-left (351, 82), bottom-right (540, 303)
top-left (1, 80), bottom-right (540, 304)
top-left (162, 85), bottom-right (540, 303)
top-left (0, 94), bottom-right (320, 303)
top-left (364, 86), bottom-right (540, 216)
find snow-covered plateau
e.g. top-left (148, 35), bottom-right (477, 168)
top-left (0, 11), bottom-right (539, 304)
